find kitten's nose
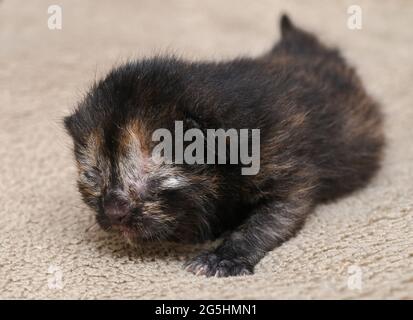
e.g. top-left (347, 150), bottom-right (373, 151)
top-left (103, 191), bottom-right (130, 224)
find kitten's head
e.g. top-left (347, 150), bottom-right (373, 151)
top-left (64, 61), bottom-right (219, 243)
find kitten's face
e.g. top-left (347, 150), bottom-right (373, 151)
top-left (64, 60), bottom-right (224, 243)
top-left (65, 117), bottom-right (218, 243)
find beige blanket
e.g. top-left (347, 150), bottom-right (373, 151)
top-left (0, 0), bottom-right (412, 299)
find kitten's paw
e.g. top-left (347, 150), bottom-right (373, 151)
top-left (184, 252), bottom-right (253, 277)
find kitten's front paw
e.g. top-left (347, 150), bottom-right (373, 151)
top-left (184, 252), bottom-right (253, 277)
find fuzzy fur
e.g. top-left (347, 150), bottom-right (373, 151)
top-left (64, 15), bottom-right (384, 277)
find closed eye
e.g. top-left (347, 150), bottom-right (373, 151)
top-left (83, 171), bottom-right (95, 180)
top-left (81, 167), bottom-right (101, 187)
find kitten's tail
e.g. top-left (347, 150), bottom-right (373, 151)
top-left (280, 14), bottom-right (295, 37)
top-left (272, 14), bottom-right (325, 55)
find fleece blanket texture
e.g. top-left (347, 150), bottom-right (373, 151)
top-left (0, 0), bottom-right (412, 299)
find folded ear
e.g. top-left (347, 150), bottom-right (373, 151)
top-left (63, 113), bottom-right (85, 144)
top-left (63, 114), bottom-right (76, 138)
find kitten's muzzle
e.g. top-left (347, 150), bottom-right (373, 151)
top-left (103, 191), bottom-right (131, 225)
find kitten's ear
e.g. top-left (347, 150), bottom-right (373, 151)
top-left (63, 113), bottom-right (84, 143)
top-left (63, 114), bottom-right (75, 137)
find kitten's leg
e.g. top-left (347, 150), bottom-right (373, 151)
top-left (185, 198), bottom-right (312, 277)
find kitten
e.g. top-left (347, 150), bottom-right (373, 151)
top-left (64, 15), bottom-right (384, 277)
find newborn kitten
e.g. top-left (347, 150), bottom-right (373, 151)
top-left (64, 15), bottom-right (384, 277)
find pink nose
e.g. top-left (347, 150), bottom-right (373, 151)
top-left (103, 192), bottom-right (130, 224)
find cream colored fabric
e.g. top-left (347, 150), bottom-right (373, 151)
top-left (0, 0), bottom-right (412, 299)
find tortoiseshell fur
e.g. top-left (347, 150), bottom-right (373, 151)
top-left (65, 15), bottom-right (384, 277)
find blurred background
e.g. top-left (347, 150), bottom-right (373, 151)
top-left (0, 0), bottom-right (412, 299)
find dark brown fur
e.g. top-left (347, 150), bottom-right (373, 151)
top-left (64, 15), bottom-right (384, 277)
